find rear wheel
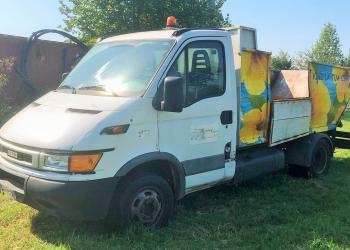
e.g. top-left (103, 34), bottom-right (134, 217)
top-left (288, 139), bottom-right (332, 178)
top-left (309, 139), bottom-right (331, 177)
top-left (106, 174), bottom-right (174, 231)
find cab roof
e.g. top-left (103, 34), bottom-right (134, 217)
top-left (100, 28), bottom-right (230, 43)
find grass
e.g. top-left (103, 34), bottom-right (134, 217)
top-left (2, 114), bottom-right (350, 249)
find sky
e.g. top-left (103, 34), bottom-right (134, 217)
top-left (0, 0), bottom-right (349, 56)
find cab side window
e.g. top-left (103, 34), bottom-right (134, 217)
top-left (167, 41), bottom-right (225, 107)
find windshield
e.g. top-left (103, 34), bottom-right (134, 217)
top-left (59, 40), bottom-right (174, 97)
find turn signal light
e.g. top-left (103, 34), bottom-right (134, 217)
top-left (69, 154), bottom-right (102, 173)
top-left (166, 16), bottom-right (177, 28)
top-left (100, 124), bottom-right (130, 135)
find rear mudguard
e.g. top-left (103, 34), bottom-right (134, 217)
top-left (284, 133), bottom-right (333, 167)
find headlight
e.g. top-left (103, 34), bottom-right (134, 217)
top-left (43, 155), bottom-right (69, 172)
top-left (42, 153), bottom-right (102, 174)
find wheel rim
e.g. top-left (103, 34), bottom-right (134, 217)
top-left (130, 188), bottom-right (162, 225)
top-left (313, 146), bottom-right (328, 174)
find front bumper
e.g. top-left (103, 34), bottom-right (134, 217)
top-left (0, 163), bottom-right (119, 221)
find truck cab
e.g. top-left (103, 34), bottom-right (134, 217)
top-left (0, 22), bottom-right (348, 230)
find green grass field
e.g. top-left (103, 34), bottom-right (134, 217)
top-left (1, 114), bottom-right (350, 250)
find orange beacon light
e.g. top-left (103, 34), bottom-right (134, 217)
top-left (166, 16), bottom-right (177, 28)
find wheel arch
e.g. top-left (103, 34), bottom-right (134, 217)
top-left (284, 133), bottom-right (333, 167)
top-left (114, 152), bottom-right (186, 200)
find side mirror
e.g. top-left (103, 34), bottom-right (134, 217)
top-left (161, 76), bottom-right (184, 113)
top-left (61, 72), bottom-right (69, 81)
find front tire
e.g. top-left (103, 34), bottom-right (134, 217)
top-left (106, 174), bottom-right (174, 231)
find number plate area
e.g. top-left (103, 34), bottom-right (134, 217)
top-left (7, 150), bottom-right (18, 159)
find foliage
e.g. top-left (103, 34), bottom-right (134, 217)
top-left (345, 52), bottom-right (350, 67)
top-left (0, 102), bottom-right (14, 126)
top-left (293, 50), bottom-right (314, 70)
top-left (293, 23), bottom-right (345, 69)
top-left (310, 23), bottom-right (344, 66)
top-left (0, 57), bottom-right (18, 126)
top-left (59, 0), bottom-right (230, 43)
top-left (271, 50), bottom-right (293, 70)
top-left (0, 57), bottom-right (15, 91)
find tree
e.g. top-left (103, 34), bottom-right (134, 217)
top-left (293, 23), bottom-right (345, 69)
top-left (293, 50), bottom-right (314, 70)
top-left (0, 57), bottom-right (16, 126)
top-left (310, 23), bottom-right (344, 66)
top-left (0, 57), bottom-right (15, 94)
top-left (271, 50), bottom-right (293, 70)
top-left (59, 0), bottom-right (230, 43)
top-left (345, 52), bottom-right (350, 67)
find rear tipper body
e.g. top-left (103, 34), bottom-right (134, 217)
top-left (231, 26), bottom-right (350, 183)
top-left (229, 27), bottom-right (350, 149)
top-left (240, 54), bottom-right (350, 147)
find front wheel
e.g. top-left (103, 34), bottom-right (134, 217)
top-left (106, 174), bottom-right (174, 231)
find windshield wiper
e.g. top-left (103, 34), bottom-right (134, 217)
top-left (58, 85), bottom-right (75, 90)
top-left (57, 85), bottom-right (76, 94)
top-left (77, 85), bottom-right (120, 96)
top-left (78, 85), bottom-right (107, 91)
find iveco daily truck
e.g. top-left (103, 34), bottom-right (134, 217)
top-left (1, 18), bottom-right (350, 230)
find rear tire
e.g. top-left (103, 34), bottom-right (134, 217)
top-left (308, 139), bottom-right (331, 177)
top-left (106, 174), bottom-right (174, 231)
top-left (288, 139), bottom-right (331, 178)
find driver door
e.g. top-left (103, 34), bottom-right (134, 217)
top-left (157, 37), bottom-right (235, 191)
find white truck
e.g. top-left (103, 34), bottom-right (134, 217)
top-left (1, 19), bottom-right (350, 230)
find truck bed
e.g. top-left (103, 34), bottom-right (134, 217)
top-left (238, 50), bottom-right (350, 148)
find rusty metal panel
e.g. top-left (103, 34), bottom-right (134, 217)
top-left (273, 98), bottom-right (311, 119)
top-left (309, 63), bottom-right (350, 132)
top-left (270, 99), bottom-right (311, 146)
top-left (239, 50), bottom-right (271, 147)
top-left (271, 70), bottom-right (309, 100)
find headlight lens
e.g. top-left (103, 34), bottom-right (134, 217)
top-left (42, 153), bottom-right (102, 173)
top-left (43, 155), bottom-right (69, 172)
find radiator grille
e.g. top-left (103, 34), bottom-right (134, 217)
top-left (1, 146), bottom-right (33, 164)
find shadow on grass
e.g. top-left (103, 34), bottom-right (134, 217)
top-left (30, 159), bottom-right (350, 249)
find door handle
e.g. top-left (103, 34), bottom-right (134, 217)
top-left (221, 110), bottom-right (233, 125)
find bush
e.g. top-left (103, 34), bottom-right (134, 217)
top-left (0, 102), bottom-right (14, 126)
top-left (0, 57), bottom-right (17, 126)
top-left (271, 50), bottom-right (293, 70)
